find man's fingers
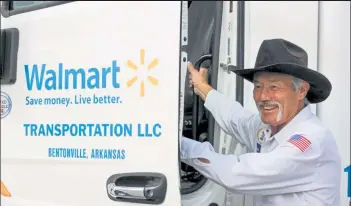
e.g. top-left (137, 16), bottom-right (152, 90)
top-left (187, 62), bottom-right (196, 73)
top-left (199, 68), bottom-right (208, 76)
top-left (189, 79), bottom-right (193, 88)
top-left (199, 67), bottom-right (208, 73)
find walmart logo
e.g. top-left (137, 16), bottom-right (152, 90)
top-left (126, 49), bottom-right (159, 97)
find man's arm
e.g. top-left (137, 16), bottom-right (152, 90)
top-left (203, 89), bottom-right (261, 152)
top-left (180, 136), bottom-right (320, 196)
top-left (188, 63), bottom-right (260, 152)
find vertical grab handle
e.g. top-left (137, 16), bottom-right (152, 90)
top-left (192, 54), bottom-right (212, 141)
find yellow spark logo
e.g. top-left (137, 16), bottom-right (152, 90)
top-left (1, 180), bottom-right (11, 197)
top-left (126, 49), bottom-right (159, 97)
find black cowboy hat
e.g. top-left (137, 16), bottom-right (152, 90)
top-left (229, 38), bottom-right (332, 104)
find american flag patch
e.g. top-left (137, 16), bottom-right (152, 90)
top-left (288, 134), bottom-right (311, 152)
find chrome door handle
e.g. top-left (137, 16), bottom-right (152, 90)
top-left (107, 184), bottom-right (147, 200)
top-left (106, 172), bottom-right (167, 204)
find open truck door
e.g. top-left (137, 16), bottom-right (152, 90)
top-left (1, 1), bottom-right (186, 205)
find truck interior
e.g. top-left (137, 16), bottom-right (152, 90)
top-left (180, 1), bottom-right (223, 194)
top-left (181, 0), bottom-right (246, 196)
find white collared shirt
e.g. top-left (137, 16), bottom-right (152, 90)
top-left (180, 90), bottom-right (341, 206)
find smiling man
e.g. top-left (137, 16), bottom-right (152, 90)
top-left (181, 39), bottom-right (341, 206)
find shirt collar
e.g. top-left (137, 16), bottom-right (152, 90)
top-left (264, 105), bottom-right (314, 144)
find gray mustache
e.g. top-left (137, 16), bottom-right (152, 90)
top-left (257, 101), bottom-right (281, 107)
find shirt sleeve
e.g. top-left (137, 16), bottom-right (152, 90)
top-left (204, 90), bottom-right (261, 152)
top-left (180, 136), bottom-right (320, 196)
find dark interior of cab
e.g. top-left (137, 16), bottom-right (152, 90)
top-left (180, 1), bottom-right (220, 194)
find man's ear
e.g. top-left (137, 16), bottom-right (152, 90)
top-left (298, 82), bottom-right (310, 100)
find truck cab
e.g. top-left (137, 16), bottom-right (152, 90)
top-left (1, 1), bottom-right (350, 206)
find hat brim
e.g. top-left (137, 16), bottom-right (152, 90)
top-left (229, 63), bottom-right (332, 104)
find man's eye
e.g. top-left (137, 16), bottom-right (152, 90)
top-left (270, 85), bottom-right (279, 90)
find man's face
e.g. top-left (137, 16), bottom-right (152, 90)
top-left (253, 72), bottom-right (308, 127)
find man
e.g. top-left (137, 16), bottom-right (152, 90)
top-left (181, 38), bottom-right (341, 206)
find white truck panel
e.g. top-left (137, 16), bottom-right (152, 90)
top-left (318, 1), bottom-right (350, 204)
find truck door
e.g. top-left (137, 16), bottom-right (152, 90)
top-left (1, 1), bottom-right (184, 206)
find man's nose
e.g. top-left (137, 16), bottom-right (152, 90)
top-left (259, 88), bottom-right (271, 101)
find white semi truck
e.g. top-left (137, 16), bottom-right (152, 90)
top-left (1, 1), bottom-right (349, 206)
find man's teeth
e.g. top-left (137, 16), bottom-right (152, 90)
top-left (262, 105), bottom-right (277, 110)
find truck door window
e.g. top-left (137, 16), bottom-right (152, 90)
top-left (12, 1), bottom-right (49, 9)
top-left (1, 1), bottom-right (72, 17)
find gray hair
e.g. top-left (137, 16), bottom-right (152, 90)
top-left (291, 76), bottom-right (310, 105)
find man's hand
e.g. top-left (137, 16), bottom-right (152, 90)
top-left (188, 62), bottom-right (213, 100)
top-left (188, 62), bottom-right (208, 93)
